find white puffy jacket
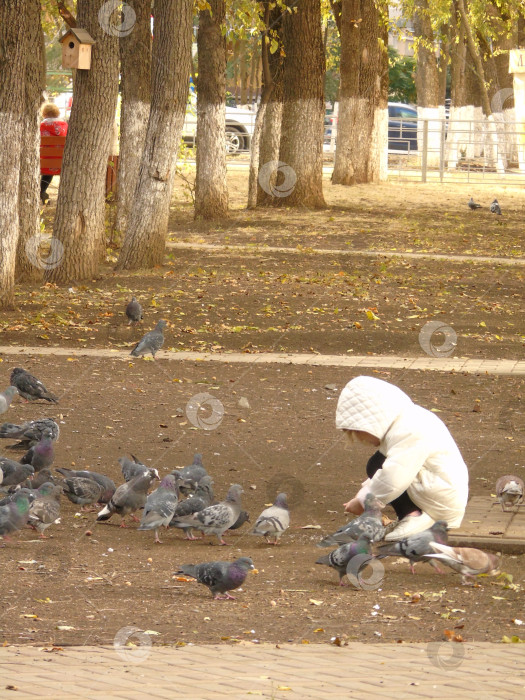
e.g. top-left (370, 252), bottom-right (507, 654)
top-left (336, 376), bottom-right (469, 527)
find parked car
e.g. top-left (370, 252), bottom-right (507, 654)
top-left (182, 98), bottom-right (255, 154)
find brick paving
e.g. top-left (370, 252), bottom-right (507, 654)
top-left (2, 642), bottom-right (525, 699)
top-left (450, 497), bottom-right (525, 552)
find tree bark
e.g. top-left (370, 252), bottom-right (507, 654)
top-left (413, 0), bottom-right (441, 108)
top-left (268, 0), bottom-right (326, 208)
top-left (46, 0), bottom-right (119, 284)
top-left (16, 0), bottom-right (45, 282)
top-left (332, 0), bottom-right (389, 185)
top-left (194, 0), bottom-right (228, 220)
top-left (0, 0), bottom-right (27, 309)
top-left (117, 0), bottom-right (193, 270)
top-left (115, 0), bottom-right (152, 237)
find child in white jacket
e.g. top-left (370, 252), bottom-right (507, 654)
top-left (336, 376), bottom-right (469, 541)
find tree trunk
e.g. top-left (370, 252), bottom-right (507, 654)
top-left (117, 0), bottom-right (193, 270)
top-left (239, 40), bottom-right (249, 105)
top-left (115, 0), bottom-right (152, 238)
top-left (16, 0), bottom-right (45, 282)
top-left (46, 0), bottom-right (119, 284)
top-left (194, 0), bottom-right (228, 220)
top-left (332, 0), bottom-right (389, 185)
top-left (0, 0), bottom-right (27, 309)
top-left (269, 0), bottom-right (326, 208)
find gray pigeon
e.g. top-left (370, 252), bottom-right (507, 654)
top-left (56, 468), bottom-right (115, 503)
top-left (171, 454), bottom-right (208, 495)
top-left (28, 482), bottom-right (62, 538)
top-left (62, 477), bottom-right (104, 509)
top-left (10, 368), bottom-right (58, 403)
top-left (468, 197), bottom-right (482, 210)
top-left (20, 428), bottom-right (54, 471)
top-left (125, 296), bottom-right (143, 325)
top-left (490, 198), bottom-right (502, 215)
top-left (0, 387), bottom-right (18, 415)
top-left (173, 484), bottom-right (243, 545)
top-left (0, 458), bottom-right (35, 487)
top-left (0, 487), bottom-right (37, 508)
top-left (0, 418), bottom-right (60, 446)
top-left (138, 475), bottom-right (180, 543)
top-left (175, 557), bottom-right (254, 600)
top-left (0, 492), bottom-right (31, 540)
top-left (424, 543), bottom-right (500, 584)
top-left (317, 494), bottom-right (385, 547)
top-left (24, 469), bottom-right (56, 490)
top-left (119, 455), bottom-right (159, 482)
top-left (96, 471), bottom-right (159, 527)
top-left (130, 320), bottom-right (167, 358)
top-left (169, 475), bottom-right (214, 539)
top-left (495, 475), bottom-right (524, 511)
top-left (316, 535), bottom-right (373, 586)
top-left (375, 520), bottom-right (449, 574)
top-left (250, 493), bottom-right (290, 544)
top-left (229, 509), bottom-right (250, 531)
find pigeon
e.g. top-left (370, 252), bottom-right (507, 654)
top-left (20, 428), bottom-right (54, 471)
top-left (169, 475), bottom-right (214, 539)
top-left (175, 557), bottom-right (254, 600)
top-left (229, 509), bottom-right (251, 531)
top-left (317, 494), bottom-right (385, 547)
top-left (490, 198), bottom-right (502, 215)
top-left (316, 535), bottom-right (373, 586)
top-left (28, 482), bottom-right (62, 538)
top-left (173, 484), bottom-right (243, 545)
top-left (0, 418), bottom-right (60, 446)
top-left (495, 475), bottom-right (524, 511)
top-left (125, 296), bottom-right (143, 325)
top-left (56, 468), bottom-right (115, 503)
top-left (250, 492), bottom-right (290, 544)
top-left (424, 543), bottom-right (500, 584)
top-left (10, 368), bottom-right (58, 403)
top-left (62, 477), bottom-right (104, 509)
top-left (138, 475), bottom-right (180, 543)
top-left (375, 520), bottom-right (449, 574)
top-left (468, 197), bottom-right (482, 210)
top-left (0, 459), bottom-right (35, 488)
top-left (96, 471), bottom-right (159, 527)
top-left (0, 487), bottom-right (37, 508)
top-left (130, 320), bottom-right (167, 358)
top-left (171, 454), bottom-right (208, 495)
top-left (0, 387), bottom-right (18, 415)
top-left (24, 469), bottom-right (56, 490)
top-left (0, 492), bottom-right (31, 540)
top-left (119, 455), bottom-right (159, 483)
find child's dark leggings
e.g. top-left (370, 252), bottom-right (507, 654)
top-left (366, 451), bottom-right (420, 520)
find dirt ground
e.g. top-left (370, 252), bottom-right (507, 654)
top-left (0, 174), bottom-right (524, 649)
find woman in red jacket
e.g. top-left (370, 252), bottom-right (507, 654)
top-left (40, 103), bottom-right (68, 204)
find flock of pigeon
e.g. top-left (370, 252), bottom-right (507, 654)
top-left (468, 196), bottom-right (502, 214)
top-left (0, 356), bottom-right (523, 599)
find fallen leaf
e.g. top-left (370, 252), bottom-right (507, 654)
top-left (309, 599), bottom-right (323, 606)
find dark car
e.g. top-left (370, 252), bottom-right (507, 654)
top-left (387, 102), bottom-right (418, 152)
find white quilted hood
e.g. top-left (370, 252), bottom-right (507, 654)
top-left (335, 376), bottom-right (413, 439)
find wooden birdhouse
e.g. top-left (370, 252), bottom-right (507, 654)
top-left (60, 28), bottom-right (95, 70)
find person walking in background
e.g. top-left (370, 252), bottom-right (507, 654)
top-left (40, 103), bottom-right (68, 204)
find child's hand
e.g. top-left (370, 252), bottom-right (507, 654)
top-left (343, 497), bottom-right (364, 515)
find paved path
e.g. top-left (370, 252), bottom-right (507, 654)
top-left (1, 346), bottom-right (524, 376)
top-left (2, 642), bottom-right (524, 699)
top-left (167, 240), bottom-right (525, 267)
top-left (452, 497), bottom-right (525, 552)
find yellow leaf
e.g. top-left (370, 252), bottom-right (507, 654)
top-left (314, 628), bottom-right (324, 633)
top-left (277, 687), bottom-right (292, 691)
top-left (479, 321), bottom-right (486, 327)
top-left (309, 599), bottom-right (323, 606)
top-left (366, 310), bottom-right (380, 321)
top-left (408, 615), bottom-right (421, 620)
top-left (20, 614), bottom-right (38, 619)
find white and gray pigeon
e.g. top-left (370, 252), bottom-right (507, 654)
top-left (0, 387), bottom-right (18, 415)
top-left (96, 471), bottom-right (159, 527)
top-left (20, 428), bottom-right (54, 471)
top-left (169, 475), bottom-right (214, 539)
top-left (62, 477), bottom-right (104, 510)
top-left (28, 482), bottom-right (62, 538)
top-left (56, 468), bottom-right (115, 503)
top-left (468, 197), bottom-right (482, 210)
top-left (173, 484), bottom-right (243, 545)
top-left (375, 520), bottom-right (449, 574)
top-left (424, 543), bottom-right (500, 584)
top-left (138, 474), bottom-right (180, 543)
top-left (316, 535), bottom-right (373, 586)
top-left (119, 455), bottom-right (159, 482)
top-left (495, 474), bottom-right (524, 511)
top-left (0, 458), bottom-right (34, 487)
top-left (490, 198), bottom-right (502, 215)
top-left (130, 320), bottom-right (167, 358)
top-left (317, 494), bottom-right (385, 547)
top-left (250, 492), bottom-right (290, 544)
top-left (0, 418), bottom-right (60, 446)
top-left (0, 491), bottom-right (31, 540)
top-left (10, 368), bottom-right (58, 403)
top-left (175, 557), bottom-right (254, 600)
top-left (125, 296), bottom-right (143, 325)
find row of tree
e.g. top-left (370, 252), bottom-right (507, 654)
top-left (0, 0), bottom-right (524, 308)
